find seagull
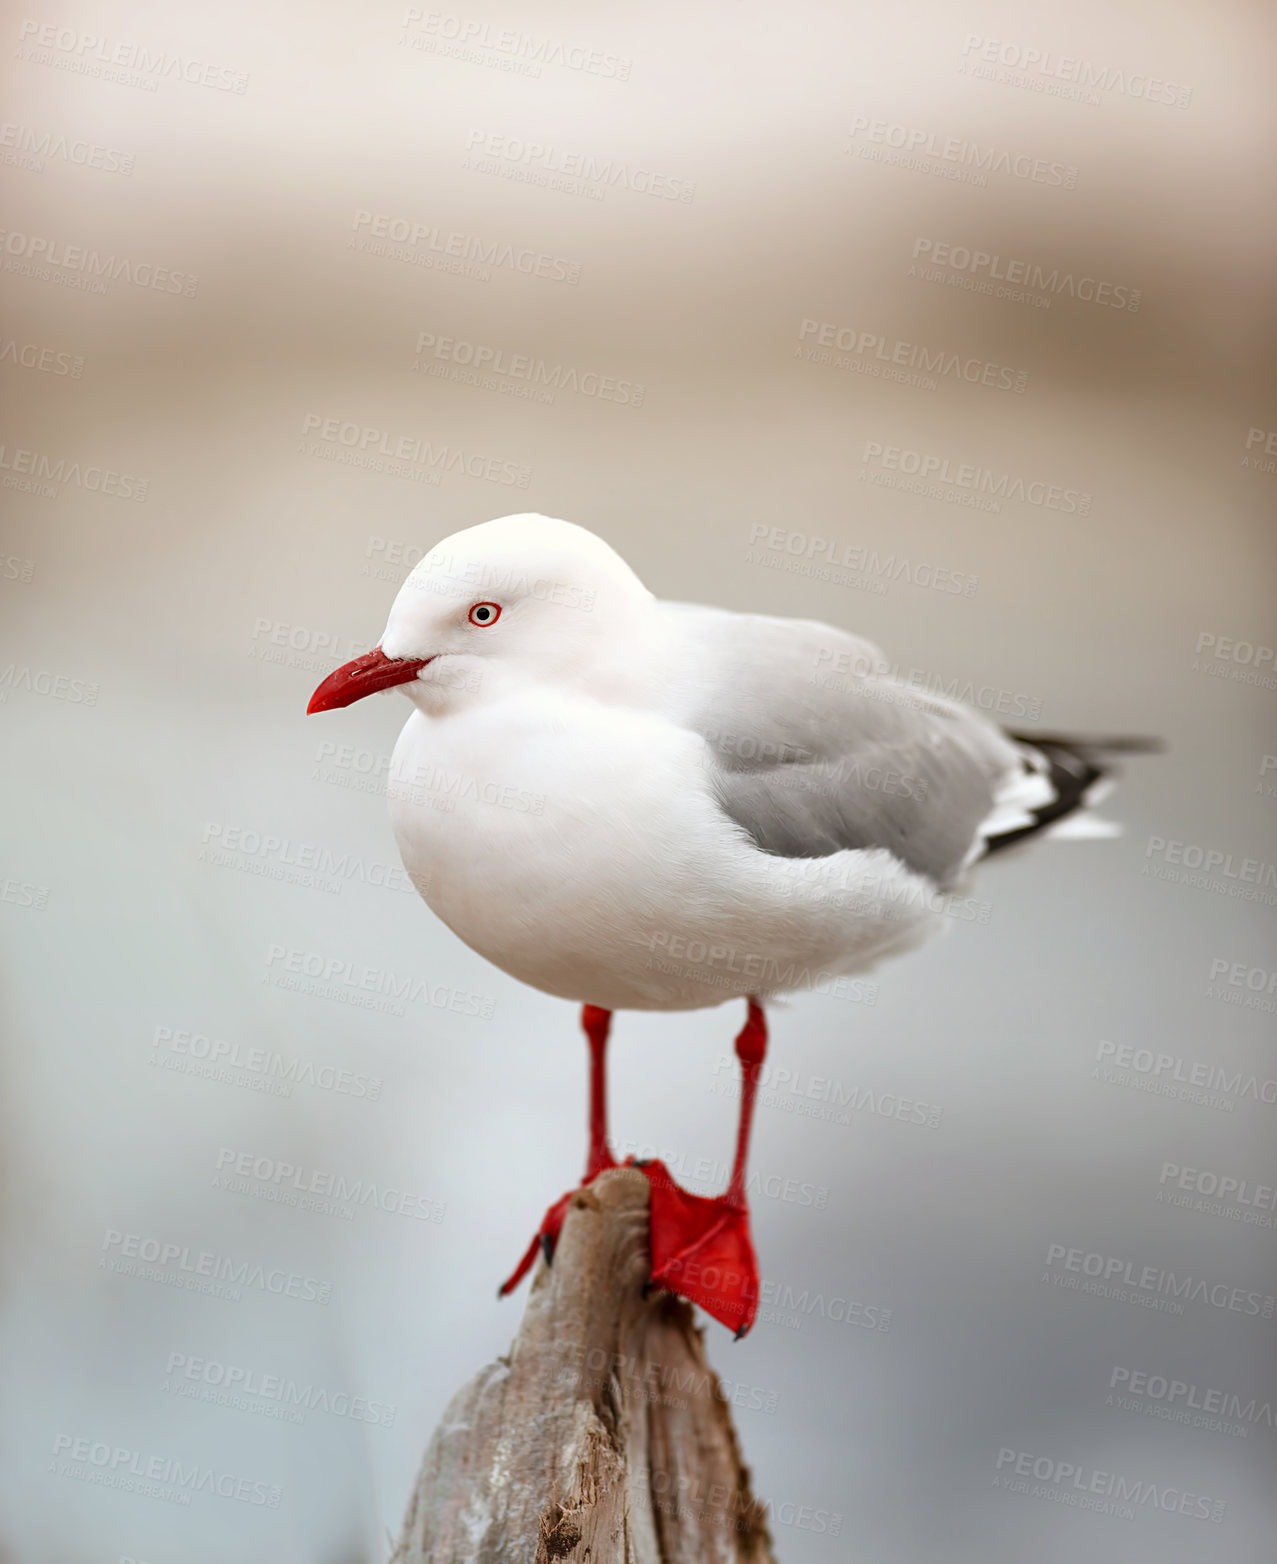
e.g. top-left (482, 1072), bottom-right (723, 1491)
top-left (308, 513), bottom-right (1150, 1337)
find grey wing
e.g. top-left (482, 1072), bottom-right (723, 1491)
top-left (660, 601), bottom-right (1029, 888)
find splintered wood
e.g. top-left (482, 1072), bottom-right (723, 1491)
top-left (392, 1166), bottom-right (777, 1564)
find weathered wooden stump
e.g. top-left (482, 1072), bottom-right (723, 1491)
top-left (391, 1165), bottom-right (777, 1563)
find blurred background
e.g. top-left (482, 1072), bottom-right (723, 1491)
top-left (2, 1), bottom-right (1275, 1559)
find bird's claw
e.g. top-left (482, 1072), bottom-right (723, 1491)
top-left (498, 1189), bottom-right (573, 1297)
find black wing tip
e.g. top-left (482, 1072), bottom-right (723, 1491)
top-left (983, 729), bottom-right (1160, 859)
top-left (1008, 730), bottom-right (1165, 756)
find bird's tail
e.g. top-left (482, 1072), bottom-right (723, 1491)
top-left (981, 730), bottom-right (1162, 856)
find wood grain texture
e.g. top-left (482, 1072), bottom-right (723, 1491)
top-left (391, 1165), bottom-right (777, 1564)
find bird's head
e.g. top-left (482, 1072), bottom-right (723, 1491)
top-left (307, 513), bottom-right (659, 717)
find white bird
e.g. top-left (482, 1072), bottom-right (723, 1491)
top-left (308, 512), bottom-right (1148, 1336)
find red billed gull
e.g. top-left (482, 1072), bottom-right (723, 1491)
top-left (308, 513), bottom-right (1149, 1337)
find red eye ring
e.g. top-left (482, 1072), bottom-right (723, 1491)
top-left (468, 602), bottom-right (502, 627)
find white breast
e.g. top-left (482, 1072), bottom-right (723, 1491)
top-left (387, 695), bottom-right (714, 1006)
top-left (385, 691), bottom-right (946, 1012)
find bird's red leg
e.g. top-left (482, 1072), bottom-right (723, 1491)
top-left (498, 1005), bottom-right (616, 1297)
top-left (583, 1004), bottom-right (618, 1181)
top-left (638, 999), bottom-right (766, 1338)
top-left (724, 998), bottom-right (766, 1209)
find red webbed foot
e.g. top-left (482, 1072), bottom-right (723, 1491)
top-left (636, 1159), bottom-right (760, 1339)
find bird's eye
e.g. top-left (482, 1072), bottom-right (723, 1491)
top-left (468, 602), bottom-right (501, 627)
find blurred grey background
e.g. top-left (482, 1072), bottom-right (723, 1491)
top-left (2, 1), bottom-right (1275, 1560)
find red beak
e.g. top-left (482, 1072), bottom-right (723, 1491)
top-left (307, 648), bottom-right (429, 713)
